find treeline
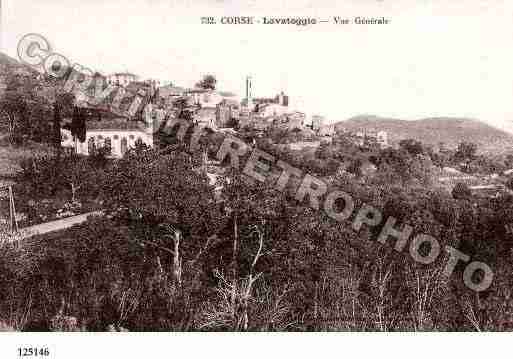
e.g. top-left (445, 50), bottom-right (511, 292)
top-left (0, 72), bottom-right (72, 145)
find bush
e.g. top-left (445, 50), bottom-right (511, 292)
top-left (452, 182), bottom-right (472, 200)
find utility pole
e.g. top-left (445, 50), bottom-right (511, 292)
top-left (8, 186), bottom-right (18, 233)
top-left (1, 185), bottom-right (18, 233)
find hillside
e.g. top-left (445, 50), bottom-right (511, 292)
top-left (334, 115), bottom-right (513, 153)
top-left (0, 53), bottom-right (19, 67)
top-left (0, 52), bottom-right (38, 74)
top-left (0, 52), bottom-right (39, 95)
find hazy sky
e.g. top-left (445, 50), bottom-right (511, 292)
top-left (2, 0), bottom-right (513, 130)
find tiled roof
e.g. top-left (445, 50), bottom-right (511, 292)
top-left (185, 88), bottom-right (209, 94)
top-left (110, 72), bottom-right (138, 77)
top-left (158, 86), bottom-right (186, 96)
top-left (217, 91), bottom-right (237, 97)
top-left (86, 118), bottom-right (146, 131)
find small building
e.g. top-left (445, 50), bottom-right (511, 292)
top-left (184, 88), bottom-right (238, 109)
top-left (311, 115), bottom-right (325, 131)
top-left (318, 124), bottom-right (335, 137)
top-left (65, 119), bottom-right (153, 158)
top-left (287, 141), bottom-right (321, 151)
top-left (158, 85), bottom-right (187, 108)
top-left (61, 106), bottom-right (155, 158)
top-left (126, 81), bottom-right (156, 98)
top-left (353, 129), bottom-right (388, 148)
top-left (273, 111), bottom-right (306, 131)
top-left (254, 91), bottom-right (289, 107)
top-left (195, 108), bottom-right (217, 128)
top-left (106, 72), bottom-right (139, 87)
top-left (255, 103), bottom-right (289, 118)
top-left (216, 99), bottom-right (239, 128)
top-left (376, 131), bottom-right (388, 147)
top-left (277, 91), bottom-right (289, 106)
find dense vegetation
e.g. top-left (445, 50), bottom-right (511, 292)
top-left (2, 127), bottom-right (513, 331)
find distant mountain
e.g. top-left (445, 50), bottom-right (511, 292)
top-left (334, 115), bottom-right (513, 153)
top-left (0, 53), bottom-right (20, 67)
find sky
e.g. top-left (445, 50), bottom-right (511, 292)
top-left (1, 0), bottom-right (513, 131)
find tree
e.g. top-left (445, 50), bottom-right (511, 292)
top-left (452, 182), bottom-right (472, 200)
top-left (505, 154), bottom-right (513, 169)
top-left (347, 158), bottom-right (363, 177)
top-left (506, 177), bottom-right (513, 191)
top-left (316, 142), bottom-right (332, 160)
top-left (0, 70), bottom-right (74, 145)
top-left (62, 155), bottom-right (100, 203)
top-left (471, 155), bottom-right (506, 175)
top-left (430, 150), bottom-right (450, 169)
top-left (71, 106), bottom-right (86, 143)
top-left (399, 139), bottom-right (424, 157)
top-left (16, 152), bottom-right (105, 203)
top-left (455, 142), bottom-right (477, 162)
top-left (0, 74), bottom-right (43, 144)
top-left (101, 147), bottom-right (223, 264)
top-left (52, 102), bottom-right (62, 148)
top-left (408, 154), bottom-right (435, 187)
top-left (375, 148), bottom-right (410, 184)
top-left (196, 74), bottom-right (217, 90)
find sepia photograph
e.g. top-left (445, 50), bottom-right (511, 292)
top-left (0, 0), bottom-right (512, 357)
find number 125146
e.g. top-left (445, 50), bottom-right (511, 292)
top-left (17, 347), bottom-right (50, 357)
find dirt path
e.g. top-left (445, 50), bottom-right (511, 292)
top-left (20, 211), bottom-right (103, 239)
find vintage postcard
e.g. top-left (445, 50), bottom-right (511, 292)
top-left (0, 0), bottom-right (511, 357)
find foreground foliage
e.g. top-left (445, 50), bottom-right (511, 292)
top-left (2, 143), bottom-right (513, 331)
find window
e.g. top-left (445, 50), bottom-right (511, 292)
top-left (96, 135), bottom-right (105, 148)
top-left (113, 135), bottom-right (119, 140)
top-left (87, 137), bottom-right (96, 155)
top-left (120, 137), bottom-right (128, 156)
top-left (104, 137), bottom-right (112, 155)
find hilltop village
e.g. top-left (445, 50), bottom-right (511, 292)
top-left (56, 70), bottom-right (511, 200)
top-left (59, 72), bottom-right (389, 163)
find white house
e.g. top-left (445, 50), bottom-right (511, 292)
top-left (106, 72), bottom-right (139, 87)
top-left (376, 131), bottom-right (388, 147)
top-left (62, 105), bottom-right (156, 158)
top-left (255, 103), bottom-right (288, 118)
top-left (184, 89), bottom-right (239, 108)
top-left (311, 115), bottom-right (325, 131)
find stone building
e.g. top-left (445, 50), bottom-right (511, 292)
top-left (106, 72), bottom-right (139, 87)
top-left (311, 115), bottom-right (325, 131)
top-left (354, 129), bottom-right (388, 148)
top-left (215, 99), bottom-right (239, 128)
